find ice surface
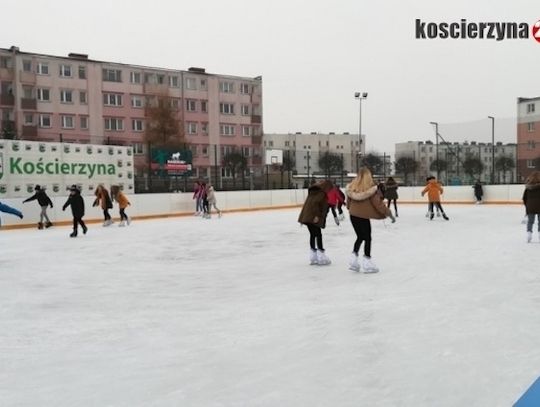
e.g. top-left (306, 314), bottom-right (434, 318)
top-left (1, 205), bottom-right (540, 407)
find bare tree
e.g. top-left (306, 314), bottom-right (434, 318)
top-left (395, 157), bottom-right (419, 185)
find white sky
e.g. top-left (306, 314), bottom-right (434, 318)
top-left (2, 206), bottom-right (539, 405)
top-left (2, 0), bottom-right (539, 154)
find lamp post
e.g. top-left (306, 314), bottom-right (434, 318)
top-left (429, 122), bottom-right (439, 179)
top-left (354, 92), bottom-right (368, 171)
top-left (488, 116), bottom-right (495, 184)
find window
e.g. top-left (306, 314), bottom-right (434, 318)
top-left (0, 56), bottom-right (12, 69)
top-left (131, 96), bottom-right (144, 108)
top-left (59, 64), bottom-right (72, 77)
top-left (285, 141), bottom-right (290, 147)
top-left (22, 87), bottom-right (33, 99)
top-left (80, 91), bottom-right (87, 104)
top-left (132, 119), bottom-right (144, 132)
top-left (102, 68), bottom-right (122, 82)
top-left (78, 66), bottom-right (86, 79)
top-left (269, 141), bottom-right (274, 147)
top-left (527, 141), bottom-right (536, 150)
top-left (190, 145), bottom-right (198, 157)
top-left (156, 74), bottom-right (165, 84)
top-left (37, 88), bottom-right (50, 102)
top-left (24, 114), bottom-right (34, 125)
top-left (201, 123), bottom-right (208, 135)
top-left (103, 93), bottom-right (123, 106)
top-left (240, 83), bottom-right (250, 94)
top-left (144, 73), bottom-right (164, 84)
top-left (528, 122), bottom-right (535, 132)
top-left (39, 114), bottom-right (51, 128)
top-left (186, 99), bottom-right (196, 111)
top-left (527, 103), bottom-right (536, 113)
top-left (242, 126), bottom-right (251, 136)
top-left (37, 62), bottom-right (49, 75)
top-left (185, 77), bottom-right (197, 90)
top-left (130, 71), bottom-right (141, 84)
top-left (133, 143), bottom-right (144, 155)
top-left (527, 159), bottom-right (536, 168)
top-left (104, 118), bottom-right (124, 131)
top-left (220, 124), bottom-right (235, 136)
top-left (200, 79), bottom-right (207, 90)
top-left (219, 81), bottom-right (234, 93)
top-left (80, 116), bottom-right (88, 130)
top-left (202, 146), bottom-right (208, 156)
top-left (187, 122), bottom-right (197, 134)
top-left (23, 60), bottom-right (32, 72)
top-left (169, 98), bottom-right (179, 109)
top-left (60, 90), bottom-right (73, 103)
top-left (62, 115), bottom-right (75, 129)
top-left (201, 100), bottom-right (208, 113)
top-left (219, 103), bottom-right (234, 115)
top-left (169, 76), bottom-right (179, 87)
top-left (241, 104), bottom-right (250, 115)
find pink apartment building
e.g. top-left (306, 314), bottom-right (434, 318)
top-left (0, 46), bottom-right (264, 182)
top-left (517, 96), bottom-right (540, 181)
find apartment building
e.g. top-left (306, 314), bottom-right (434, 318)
top-left (263, 132), bottom-right (365, 176)
top-left (0, 46), bottom-right (264, 180)
top-left (517, 96), bottom-right (540, 181)
top-left (395, 140), bottom-right (517, 185)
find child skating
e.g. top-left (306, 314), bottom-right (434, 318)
top-left (422, 176), bottom-right (449, 221)
top-left (22, 184), bottom-right (54, 229)
top-left (93, 184), bottom-right (113, 226)
top-left (111, 185), bottom-right (131, 226)
top-left (523, 171), bottom-right (540, 243)
top-left (62, 185), bottom-right (87, 238)
top-left (204, 184), bottom-right (221, 219)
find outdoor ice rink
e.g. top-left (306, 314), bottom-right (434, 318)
top-left (1, 204), bottom-right (539, 407)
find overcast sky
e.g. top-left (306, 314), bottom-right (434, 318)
top-left (2, 0), bottom-right (539, 154)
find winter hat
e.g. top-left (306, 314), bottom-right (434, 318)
top-left (34, 184), bottom-right (41, 191)
top-left (70, 184), bottom-right (79, 192)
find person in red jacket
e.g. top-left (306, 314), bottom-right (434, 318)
top-left (326, 182), bottom-right (344, 225)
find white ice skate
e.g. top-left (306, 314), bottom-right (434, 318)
top-left (349, 253), bottom-right (360, 272)
top-left (361, 256), bottom-right (379, 273)
top-left (119, 220), bottom-right (126, 227)
top-left (103, 219), bottom-right (113, 227)
top-left (527, 232), bottom-right (532, 243)
top-left (309, 249), bottom-right (318, 265)
top-left (316, 250), bottom-right (331, 266)
top-left (126, 217), bottom-right (131, 225)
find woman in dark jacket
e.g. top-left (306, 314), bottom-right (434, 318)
top-left (523, 171), bottom-right (540, 243)
top-left (63, 185), bottom-right (87, 238)
top-left (473, 180), bottom-right (483, 204)
top-left (385, 177), bottom-right (399, 217)
top-left (298, 180), bottom-right (332, 265)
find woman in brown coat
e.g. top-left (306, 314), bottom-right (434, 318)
top-left (93, 184), bottom-right (113, 226)
top-left (298, 180), bottom-right (332, 265)
top-left (523, 171), bottom-right (540, 242)
top-left (346, 168), bottom-right (394, 273)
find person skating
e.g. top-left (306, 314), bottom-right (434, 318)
top-left (422, 176), bottom-right (449, 220)
top-left (385, 177), bottom-right (399, 217)
top-left (326, 182), bottom-right (344, 225)
top-left (0, 201), bottom-right (23, 227)
top-left (111, 185), bottom-right (131, 226)
top-left (93, 184), bottom-right (113, 226)
top-left (473, 180), bottom-right (483, 204)
top-left (193, 181), bottom-right (204, 216)
top-left (522, 171), bottom-right (540, 243)
top-left (336, 186), bottom-right (346, 221)
top-left (23, 184), bottom-right (54, 229)
top-left (346, 168), bottom-right (395, 273)
top-left (298, 180), bottom-right (332, 265)
top-left (62, 185), bottom-right (87, 238)
top-left (204, 184), bottom-right (221, 218)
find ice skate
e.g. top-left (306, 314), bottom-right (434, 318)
top-left (429, 212), bottom-right (434, 220)
top-left (218, 211), bottom-right (222, 218)
top-left (527, 232), bottom-right (532, 243)
top-left (334, 216), bottom-right (340, 226)
top-left (37, 222), bottom-right (44, 230)
top-left (442, 213), bottom-right (449, 221)
top-left (45, 222), bottom-right (53, 228)
top-left (436, 211), bottom-right (441, 217)
top-left (69, 231), bottom-right (77, 238)
top-left (361, 256), bottom-right (379, 273)
top-left (126, 217), bottom-right (131, 225)
top-left (349, 253), bottom-right (360, 272)
top-left (119, 220), bottom-right (126, 227)
top-left (316, 250), bottom-right (331, 266)
top-left (309, 249), bottom-right (318, 265)
top-left (82, 225), bottom-right (88, 235)
top-left (338, 213), bottom-right (345, 221)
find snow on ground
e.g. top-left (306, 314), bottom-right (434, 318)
top-left (1, 204), bottom-right (539, 407)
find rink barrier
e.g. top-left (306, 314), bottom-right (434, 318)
top-left (0, 185), bottom-right (525, 230)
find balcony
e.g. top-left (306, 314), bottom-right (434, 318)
top-left (19, 71), bottom-right (36, 84)
top-left (143, 83), bottom-right (169, 95)
top-left (251, 115), bottom-right (262, 124)
top-left (0, 67), bottom-right (14, 80)
top-left (251, 156), bottom-right (262, 165)
top-left (0, 93), bottom-right (15, 106)
top-left (21, 98), bottom-right (37, 110)
top-left (21, 125), bottom-right (38, 138)
top-left (251, 135), bottom-right (262, 145)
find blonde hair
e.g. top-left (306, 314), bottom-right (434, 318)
top-left (526, 171), bottom-right (540, 185)
top-left (348, 167), bottom-right (375, 192)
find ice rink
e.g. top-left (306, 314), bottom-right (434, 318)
top-left (1, 204), bottom-right (539, 407)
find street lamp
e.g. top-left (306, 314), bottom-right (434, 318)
top-left (429, 121), bottom-right (439, 179)
top-left (488, 116), bottom-right (495, 184)
top-left (354, 92), bottom-right (368, 171)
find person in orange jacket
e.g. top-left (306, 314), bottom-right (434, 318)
top-left (421, 176), bottom-right (449, 220)
top-left (111, 185), bottom-right (131, 227)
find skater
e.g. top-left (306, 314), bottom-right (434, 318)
top-left (326, 182), bottom-right (344, 225)
top-left (204, 184), bottom-right (221, 218)
top-left (111, 185), bottom-right (131, 226)
top-left (473, 180), bottom-right (483, 204)
top-left (193, 181), bottom-right (203, 216)
top-left (22, 184), bottom-right (54, 229)
top-left (422, 176), bottom-right (449, 220)
top-left (346, 168), bottom-right (394, 273)
top-left (523, 171), bottom-right (540, 243)
top-left (298, 180), bottom-right (332, 266)
top-left (199, 182), bottom-right (209, 218)
top-left (336, 185), bottom-right (346, 221)
top-left (385, 177), bottom-right (399, 217)
top-left (62, 185), bottom-right (87, 238)
top-left (93, 184), bottom-right (113, 226)
top-left (0, 201), bottom-right (23, 227)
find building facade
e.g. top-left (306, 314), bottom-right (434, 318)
top-left (263, 132), bottom-right (365, 177)
top-left (395, 140), bottom-right (517, 185)
top-left (0, 46), bottom-right (264, 183)
top-left (517, 96), bottom-right (540, 181)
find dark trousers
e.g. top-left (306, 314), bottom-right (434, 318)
top-left (329, 205), bottom-right (343, 218)
top-left (428, 202), bottom-right (445, 214)
top-left (350, 216), bottom-right (371, 257)
top-left (387, 199), bottom-right (398, 214)
top-left (306, 224), bottom-right (324, 251)
top-left (119, 208), bottom-right (128, 221)
top-left (527, 214), bottom-right (540, 232)
top-left (103, 209), bottom-right (111, 221)
top-left (73, 217), bottom-right (87, 233)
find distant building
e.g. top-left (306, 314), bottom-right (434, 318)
top-left (517, 96), bottom-right (540, 181)
top-left (395, 140), bottom-right (517, 185)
